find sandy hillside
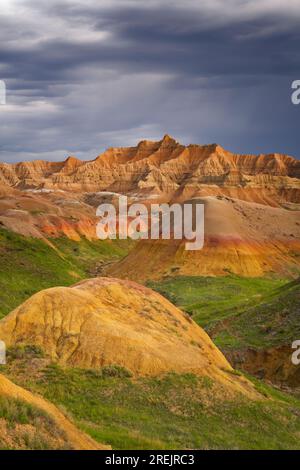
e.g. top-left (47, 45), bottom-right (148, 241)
top-left (0, 277), bottom-right (259, 398)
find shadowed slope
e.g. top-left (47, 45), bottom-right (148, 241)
top-left (213, 278), bottom-right (300, 387)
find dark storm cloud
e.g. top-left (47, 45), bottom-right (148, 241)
top-left (3, 4), bottom-right (299, 80)
top-left (0, 0), bottom-right (300, 162)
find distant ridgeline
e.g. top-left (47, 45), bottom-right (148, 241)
top-left (0, 135), bottom-right (299, 206)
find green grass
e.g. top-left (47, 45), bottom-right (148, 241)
top-left (3, 356), bottom-right (300, 450)
top-left (1, 228), bottom-right (299, 449)
top-left (213, 278), bottom-right (300, 350)
top-left (147, 275), bottom-right (286, 329)
top-left (0, 396), bottom-right (68, 450)
top-left (0, 228), bottom-right (133, 318)
top-left (148, 275), bottom-right (300, 352)
top-left (0, 396), bottom-right (49, 426)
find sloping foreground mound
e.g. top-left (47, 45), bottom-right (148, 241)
top-left (108, 196), bottom-right (300, 281)
top-left (0, 278), bottom-right (257, 397)
top-left (0, 373), bottom-right (108, 450)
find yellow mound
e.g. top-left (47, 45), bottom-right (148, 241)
top-left (0, 373), bottom-right (108, 450)
top-left (0, 278), bottom-right (258, 397)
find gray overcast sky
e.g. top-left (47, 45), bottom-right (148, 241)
top-left (0, 0), bottom-right (300, 162)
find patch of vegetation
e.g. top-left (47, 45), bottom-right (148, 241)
top-left (147, 275), bottom-right (286, 329)
top-left (0, 396), bottom-right (68, 450)
top-left (213, 278), bottom-right (300, 350)
top-left (7, 345), bottom-right (45, 361)
top-left (0, 228), bottom-right (133, 318)
top-left (101, 365), bottom-right (133, 378)
top-left (0, 396), bottom-right (48, 426)
top-left (148, 275), bottom-right (300, 352)
top-left (3, 360), bottom-right (300, 450)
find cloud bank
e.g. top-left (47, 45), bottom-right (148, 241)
top-left (0, 0), bottom-right (300, 162)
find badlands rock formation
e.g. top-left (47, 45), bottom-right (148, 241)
top-left (108, 196), bottom-right (300, 280)
top-left (0, 277), bottom-right (257, 397)
top-left (0, 186), bottom-right (98, 240)
top-left (0, 136), bottom-right (299, 278)
top-left (0, 373), bottom-right (108, 450)
top-left (1, 135), bottom-right (300, 205)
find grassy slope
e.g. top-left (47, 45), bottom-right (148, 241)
top-left (147, 276), bottom-right (286, 328)
top-left (214, 278), bottom-right (300, 350)
top-left (2, 349), bottom-right (300, 450)
top-left (147, 276), bottom-right (297, 350)
top-left (0, 228), bottom-right (133, 318)
top-left (1, 229), bottom-right (300, 449)
top-left (0, 396), bottom-right (69, 450)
